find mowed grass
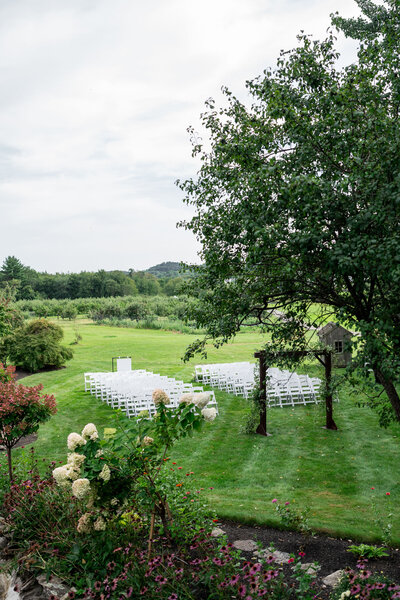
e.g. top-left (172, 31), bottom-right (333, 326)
top-left (15, 319), bottom-right (400, 543)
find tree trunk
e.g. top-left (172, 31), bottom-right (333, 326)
top-left (255, 353), bottom-right (268, 436)
top-left (375, 369), bottom-right (400, 422)
top-left (147, 511), bottom-right (156, 560)
top-left (6, 446), bottom-right (13, 483)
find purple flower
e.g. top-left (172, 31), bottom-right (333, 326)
top-left (374, 582), bottom-right (386, 589)
top-left (249, 563), bottom-right (262, 575)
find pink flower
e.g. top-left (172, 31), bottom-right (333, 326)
top-left (288, 557), bottom-right (295, 564)
top-left (371, 487), bottom-right (375, 490)
top-left (272, 498), bottom-right (277, 503)
top-left (386, 492), bottom-right (390, 495)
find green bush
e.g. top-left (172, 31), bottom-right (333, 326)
top-left (347, 543), bottom-right (389, 559)
top-left (14, 294), bottom-right (193, 321)
top-left (59, 303), bottom-right (78, 320)
top-left (0, 318), bottom-right (73, 372)
top-left (123, 298), bottom-right (150, 320)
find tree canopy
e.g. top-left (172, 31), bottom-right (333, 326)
top-left (178, 0), bottom-right (400, 425)
top-left (0, 257), bottom-right (188, 300)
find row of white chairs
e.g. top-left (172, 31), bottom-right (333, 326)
top-left (84, 370), bottom-right (219, 419)
top-left (194, 362), bottom-right (323, 407)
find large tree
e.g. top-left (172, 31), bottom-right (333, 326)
top-left (178, 0), bottom-right (400, 425)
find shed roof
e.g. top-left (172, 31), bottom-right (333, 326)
top-left (317, 322), bottom-right (353, 337)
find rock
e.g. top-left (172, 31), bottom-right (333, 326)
top-left (0, 572), bottom-right (22, 600)
top-left (233, 539), bottom-right (258, 552)
top-left (300, 562), bottom-right (320, 575)
top-left (322, 570), bottom-right (345, 587)
top-left (252, 547), bottom-right (291, 563)
top-left (0, 519), bottom-right (10, 535)
top-left (211, 527), bottom-right (225, 537)
top-left (37, 575), bottom-right (70, 599)
top-left (61, 590), bottom-right (76, 600)
top-left (17, 574), bottom-right (44, 600)
top-left (269, 550), bottom-right (291, 564)
top-left (0, 573), bottom-right (11, 600)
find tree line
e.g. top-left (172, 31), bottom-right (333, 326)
top-left (0, 256), bottom-right (185, 300)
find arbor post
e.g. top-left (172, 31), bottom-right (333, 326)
top-left (324, 351), bottom-right (337, 430)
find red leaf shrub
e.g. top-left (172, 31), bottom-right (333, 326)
top-left (0, 378), bottom-right (56, 481)
top-left (0, 362), bottom-right (16, 383)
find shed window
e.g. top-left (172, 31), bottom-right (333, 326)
top-left (334, 340), bottom-right (343, 354)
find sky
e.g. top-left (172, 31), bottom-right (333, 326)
top-left (0, 0), bottom-right (363, 274)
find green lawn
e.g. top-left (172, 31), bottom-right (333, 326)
top-left (14, 319), bottom-right (400, 543)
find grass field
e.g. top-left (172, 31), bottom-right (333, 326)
top-left (13, 319), bottom-right (400, 544)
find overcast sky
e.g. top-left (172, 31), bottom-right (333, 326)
top-left (0, 0), bottom-right (362, 274)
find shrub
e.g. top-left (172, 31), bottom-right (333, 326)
top-left (52, 396), bottom-right (218, 549)
top-left (123, 299), bottom-right (150, 321)
top-left (271, 498), bottom-right (312, 535)
top-left (32, 302), bottom-right (51, 317)
top-left (59, 303), bottom-right (78, 320)
top-left (0, 362), bottom-right (16, 383)
top-left (0, 318), bottom-right (73, 372)
top-left (0, 378), bottom-right (56, 481)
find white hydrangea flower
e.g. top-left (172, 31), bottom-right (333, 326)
top-left (66, 465), bottom-right (80, 481)
top-left (67, 453), bottom-right (86, 468)
top-left (152, 389), bottom-right (170, 406)
top-left (95, 449), bottom-right (104, 458)
top-left (201, 407), bottom-right (217, 422)
top-left (72, 478), bottom-right (91, 499)
top-left (67, 432), bottom-right (86, 451)
top-left (82, 423), bottom-right (99, 441)
top-left (99, 464), bottom-right (111, 482)
top-left (77, 513), bottom-right (92, 534)
top-left (93, 516), bottom-right (106, 531)
top-left (179, 393), bottom-right (194, 405)
top-left (192, 392), bottom-right (211, 409)
top-left (142, 436), bottom-right (154, 446)
top-left (52, 466), bottom-right (70, 486)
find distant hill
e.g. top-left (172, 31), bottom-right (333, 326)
top-left (146, 262), bottom-right (182, 279)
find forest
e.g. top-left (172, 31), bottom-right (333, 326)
top-left (0, 256), bottom-right (185, 300)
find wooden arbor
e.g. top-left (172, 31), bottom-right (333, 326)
top-left (254, 349), bottom-right (337, 436)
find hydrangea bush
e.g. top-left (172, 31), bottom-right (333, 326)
top-left (53, 390), bottom-right (217, 550)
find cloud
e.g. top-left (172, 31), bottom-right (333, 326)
top-left (0, 0), bottom-right (361, 272)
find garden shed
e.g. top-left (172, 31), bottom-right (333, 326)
top-left (317, 322), bottom-right (352, 367)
